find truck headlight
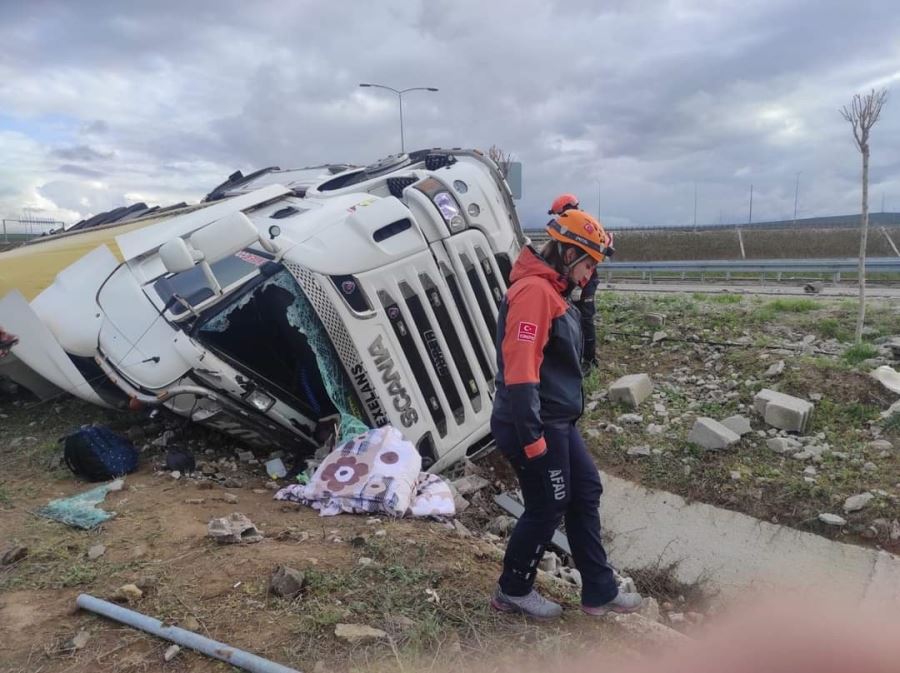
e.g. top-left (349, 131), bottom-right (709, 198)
top-left (433, 191), bottom-right (466, 233)
top-left (245, 389), bottom-right (275, 412)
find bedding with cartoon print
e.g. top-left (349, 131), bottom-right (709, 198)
top-left (274, 425), bottom-right (455, 518)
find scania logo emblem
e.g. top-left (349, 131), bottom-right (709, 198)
top-left (341, 280), bottom-right (356, 294)
top-left (388, 307), bottom-right (400, 320)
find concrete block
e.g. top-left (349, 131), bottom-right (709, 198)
top-left (721, 415), bottom-right (752, 436)
top-left (609, 374), bottom-right (653, 409)
top-left (687, 417), bottom-right (741, 451)
top-left (753, 389), bottom-right (814, 433)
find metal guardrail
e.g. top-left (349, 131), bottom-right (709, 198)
top-left (599, 257), bottom-right (900, 285)
top-left (603, 258), bottom-right (900, 273)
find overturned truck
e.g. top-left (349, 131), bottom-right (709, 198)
top-left (0, 149), bottom-right (524, 471)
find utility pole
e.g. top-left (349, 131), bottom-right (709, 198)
top-left (793, 172), bottom-right (800, 226)
top-left (693, 181), bottom-right (697, 228)
top-left (748, 184), bottom-right (754, 224)
top-left (358, 83), bottom-right (439, 153)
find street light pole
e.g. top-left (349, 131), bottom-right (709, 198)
top-left (359, 83), bottom-right (439, 154)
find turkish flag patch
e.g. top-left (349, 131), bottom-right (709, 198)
top-left (517, 321), bottom-right (537, 342)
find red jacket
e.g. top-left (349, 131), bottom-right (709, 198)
top-left (492, 247), bottom-right (584, 459)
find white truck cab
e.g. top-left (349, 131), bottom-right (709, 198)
top-left (1, 149), bottom-right (524, 471)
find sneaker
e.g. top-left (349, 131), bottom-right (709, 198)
top-left (491, 585), bottom-right (563, 620)
top-left (582, 590), bottom-right (643, 616)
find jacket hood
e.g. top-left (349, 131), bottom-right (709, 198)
top-left (509, 245), bottom-right (568, 293)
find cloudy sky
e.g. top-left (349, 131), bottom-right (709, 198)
top-left (2, 0), bottom-right (899, 232)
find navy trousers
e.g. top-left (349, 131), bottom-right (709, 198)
top-left (494, 418), bottom-right (618, 606)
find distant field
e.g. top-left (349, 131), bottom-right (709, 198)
top-left (527, 223), bottom-right (900, 262)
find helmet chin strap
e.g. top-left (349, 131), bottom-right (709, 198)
top-left (557, 242), bottom-right (591, 296)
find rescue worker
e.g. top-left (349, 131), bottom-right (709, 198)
top-left (547, 195), bottom-right (614, 372)
top-left (490, 209), bottom-right (641, 619)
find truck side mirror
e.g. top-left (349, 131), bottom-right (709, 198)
top-left (189, 211), bottom-right (260, 264)
top-left (159, 237), bottom-right (202, 274)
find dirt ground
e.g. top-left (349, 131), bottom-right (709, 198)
top-left (0, 394), bottom-right (678, 673)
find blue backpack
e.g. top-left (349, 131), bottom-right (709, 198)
top-left (62, 426), bottom-right (139, 482)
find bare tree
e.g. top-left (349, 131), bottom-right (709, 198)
top-left (487, 144), bottom-right (513, 178)
top-left (840, 88), bottom-right (888, 343)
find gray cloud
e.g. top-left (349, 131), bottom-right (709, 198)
top-left (1, 0), bottom-right (898, 229)
top-left (49, 144), bottom-right (115, 161)
top-left (56, 163), bottom-right (106, 178)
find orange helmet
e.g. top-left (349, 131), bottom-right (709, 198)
top-left (548, 193), bottom-right (579, 215)
top-left (546, 210), bottom-right (613, 263)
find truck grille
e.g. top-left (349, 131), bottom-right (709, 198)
top-left (286, 232), bottom-right (508, 446)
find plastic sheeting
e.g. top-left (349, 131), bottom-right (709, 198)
top-left (35, 478), bottom-right (125, 529)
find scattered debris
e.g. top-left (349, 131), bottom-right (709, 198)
top-left (265, 458), bottom-right (287, 479)
top-left (639, 597), bottom-right (661, 622)
top-left (270, 565), bottom-right (305, 599)
top-left (646, 423), bottom-right (665, 435)
top-left (652, 331), bottom-right (667, 345)
top-left (486, 515), bottom-right (517, 537)
top-left (334, 623), bottom-right (388, 644)
top-left (753, 389), bottom-right (814, 433)
top-left (221, 492), bottom-right (239, 505)
top-left (207, 513), bottom-right (263, 544)
top-left (764, 360), bottom-right (785, 378)
top-left (112, 583), bottom-right (144, 603)
top-left (609, 373), bottom-right (654, 409)
top-left (539, 551), bottom-right (559, 573)
top-left (843, 492), bottom-right (874, 513)
top-left (819, 513), bottom-right (847, 527)
top-left (1, 545), bottom-right (28, 565)
top-left (646, 313), bottom-right (666, 327)
top-left (164, 644), bottom-right (182, 662)
top-left (687, 417), bottom-right (740, 451)
top-left (69, 629), bottom-right (91, 652)
top-left (871, 365), bottom-right (900, 395)
top-left (627, 445), bottom-right (652, 457)
top-left (617, 413), bottom-right (644, 425)
top-left (868, 439), bottom-right (894, 452)
top-left (451, 474), bottom-right (491, 497)
top-left (452, 519), bottom-right (473, 539)
top-left (766, 437), bottom-right (802, 455)
top-left (558, 566), bottom-right (582, 588)
top-left (804, 281), bottom-right (824, 294)
top-left (87, 544), bottom-right (106, 560)
top-left (719, 415), bottom-right (751, 436)
top-left (184, 498), bottom-right (205, 505)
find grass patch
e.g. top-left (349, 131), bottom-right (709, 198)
top-left (842, 342), bottom-right (879, 365)
top-left (815, 317), bottom-right (853, 342)
top-left (767, 298), bottom-right (821, 313)
top-left (814, 399), bottom-right (881, 429)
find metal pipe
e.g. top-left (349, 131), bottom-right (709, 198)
top-left (76, 594), bottom-right (302, 673)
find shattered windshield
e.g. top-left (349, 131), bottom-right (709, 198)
top-left (195, 268), bottom-right (368, 442)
